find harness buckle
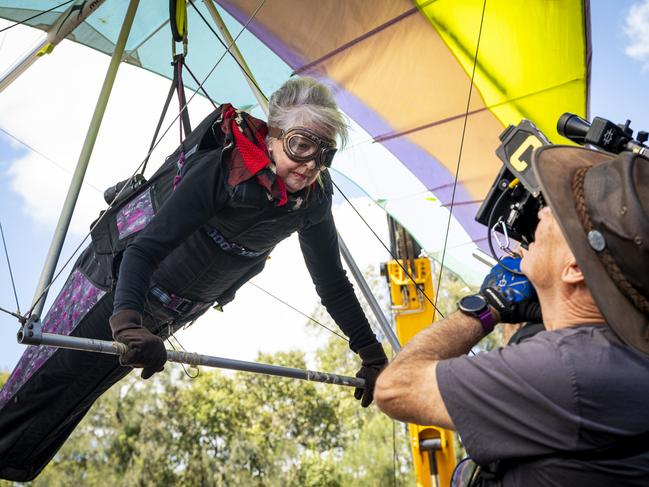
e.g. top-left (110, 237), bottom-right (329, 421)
top-left (151, 285), bottom-right (197, 315)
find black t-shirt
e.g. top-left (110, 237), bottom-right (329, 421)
top-left (437, 325), bottom-right (649, 486)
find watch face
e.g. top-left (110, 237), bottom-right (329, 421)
top-left (459, 294), bottom-right (487, 313)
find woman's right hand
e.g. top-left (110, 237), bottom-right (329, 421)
top-left (109, 310), bottom-right (167, 379)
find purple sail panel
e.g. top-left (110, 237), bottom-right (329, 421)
top-left (0, 270), bottom-right (105, 410)
top-left (116, 188), bottom-right (154, 240)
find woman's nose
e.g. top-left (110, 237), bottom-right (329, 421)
top-left (304, 159), bottom-right (317, 170)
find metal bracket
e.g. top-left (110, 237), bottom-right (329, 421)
top-left (17, 314), bottom-right (43, 346)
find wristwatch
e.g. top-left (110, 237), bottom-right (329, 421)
top-left (458, 294), bottom-right (496, 334)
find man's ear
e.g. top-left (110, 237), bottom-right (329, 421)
top-left (561, 258), bottom-right (584, 285)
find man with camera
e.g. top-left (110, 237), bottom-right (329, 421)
top-left (374, 145), bottom-right (649, 485)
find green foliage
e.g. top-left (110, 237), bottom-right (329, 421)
top-left (19, 336), bottom-right (412, 486)
top-left (1, 262), bottom-right (492, 486)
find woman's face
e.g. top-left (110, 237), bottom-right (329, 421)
top-left (270, 133), bottom-right (321, 193)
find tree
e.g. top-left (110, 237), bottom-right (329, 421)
top-left (0, 261), bottom-right (498, 486)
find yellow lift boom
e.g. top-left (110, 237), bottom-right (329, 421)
top-left (382, 218), bottom-right (456, 486)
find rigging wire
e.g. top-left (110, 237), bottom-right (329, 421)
top-left (187, 0), bottom-right (269, 105)
top-left (249, 282), bottom-right (349, 342)
top-left (24, 0), bottom-right (268, 319)
top-left (188, 0), bottom-right (482, 324)
top-left (0, 219), bottom-right (21, 315)
top-left (167, 331), bottom-right (200, 379)
top-left (182, 0), bottom-right (397, 341)
top-left (331, 179), bottom-right (446, 319)
top-left (0, 304), bottom-right (24, 321)
top-left (182, 62), bottom-right (219, 110)
top-left (433, 0), bottom-right (488, 313)
top-left (0, 127), bottom-right (104, 193)
top-left (0, 0), bottom-right (74, 34)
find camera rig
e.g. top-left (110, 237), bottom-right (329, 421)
top-left (475, 113), bottom-right (649, 265)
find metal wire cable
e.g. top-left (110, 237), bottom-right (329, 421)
top-left (0, 0), bottom-right (74, 34)
top-left (0, 219), bottom-right (20, 314)
top-left (331, 179), bottom-right (446, 319)
top-left (0, 127), bottom-right (104, 193)
top-left (183, 61), bottom-right (219, 110)
top-left (187, 0), bottom-right (452, 328)
top-left (249, 282), bottom-right (348, 342)
top-left (188, 0), bottom-right (269, 105)
top-left (167, 331), bottom-right (200, 379)
top-left (433, 0), bottom-right (488, 312)
top-left (25, 2), bottom-right (268, 319)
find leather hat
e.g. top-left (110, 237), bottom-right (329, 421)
top-left (531, 146), bottom-right (649, 354)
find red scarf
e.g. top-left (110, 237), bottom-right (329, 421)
top-left (220, 104), bottom-right (288, 206)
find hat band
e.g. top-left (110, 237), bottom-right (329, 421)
top-left (572, 166), bottom-right (649, 315)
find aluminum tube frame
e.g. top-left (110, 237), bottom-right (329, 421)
top-left (0, 0), bottom-right (108, 93)
top-left (200, 3), bottom-right (400, 353)
top-left (0, 38), bottom-right (48, 93)
top-left (203, 0), bottom-right (269, 114)
top-left (21, 331), bottom-right (364, 388)
top-left (30, 0), bottom-right (140, 318)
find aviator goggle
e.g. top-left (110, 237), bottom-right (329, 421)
top-left (268, 126), bottom-right (338, 168)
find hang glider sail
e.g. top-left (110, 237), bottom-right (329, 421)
top-left (0, 0), bottom-right (590, 285)
top-left (0, 1), bottom-right (591, 485)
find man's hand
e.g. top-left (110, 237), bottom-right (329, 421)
top-left (480, 256), bottom-right (542, 324)
top-left (354, 342), bottom-right (388, 408)
top-left (109, 310), bottom-right (167, 379)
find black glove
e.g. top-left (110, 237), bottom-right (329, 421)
top-left (354, 342), bottom-right (388, 408)
top-left (480, 256), bottom-right (542, 324)
top-left (109, 310), bottom-right (167, 379)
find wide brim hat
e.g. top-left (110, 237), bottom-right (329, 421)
top-left (532, 145), bottom-right (649, 354)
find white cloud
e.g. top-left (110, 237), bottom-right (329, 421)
top-left (624, 0), bottom-right (649, 69)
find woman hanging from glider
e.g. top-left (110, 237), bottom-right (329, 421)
top-left (0, 77), bottom-right (388, 482)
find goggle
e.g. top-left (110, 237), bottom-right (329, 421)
top-left (269, 126), bottom-right (338, 168)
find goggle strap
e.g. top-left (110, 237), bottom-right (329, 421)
top-left (267, 125), bottom-right (283, 139)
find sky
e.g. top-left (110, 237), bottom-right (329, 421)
top-left (1, 0), bottom-right (649, 373)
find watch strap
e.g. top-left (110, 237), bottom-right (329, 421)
top-left (477, 305), bottom-right (496, 334)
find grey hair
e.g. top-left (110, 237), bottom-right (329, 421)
top-left (267, 77), bottom-right (349, 148)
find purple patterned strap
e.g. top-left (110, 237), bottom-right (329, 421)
top-left (172, 151), bottom-right (186, 190)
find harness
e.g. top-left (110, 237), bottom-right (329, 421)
top-left (205, 227), bottom-right (266, 258)
top-left (149, 285), bottom-right (211, 316)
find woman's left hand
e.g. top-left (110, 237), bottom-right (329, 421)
top-left (354, 343), bottom-right (389, 407)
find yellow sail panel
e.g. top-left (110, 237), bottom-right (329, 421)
top-left (416, 0), bottom-right (589, 142)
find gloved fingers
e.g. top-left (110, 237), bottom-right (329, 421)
top-left (360, 387), bottom-right (373, 408)
top-left (141, 366), bottom-right (164, 380)
top-left (354, 367), bottom-right (368, 401)
top-left (354, 387), bottom-right (363, 401)
top-left (118, 345), bottom-right (141, 367)
top-left (354, 365), bottom-right (382, 408)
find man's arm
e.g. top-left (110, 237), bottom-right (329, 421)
top-left (374, 310), bottom-right (488, 428)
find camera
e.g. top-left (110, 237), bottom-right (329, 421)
top-left (475, 113), bottom-right (649, 259)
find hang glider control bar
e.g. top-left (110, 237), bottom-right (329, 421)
top-left (16, 316), bottom-right (365, 389)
